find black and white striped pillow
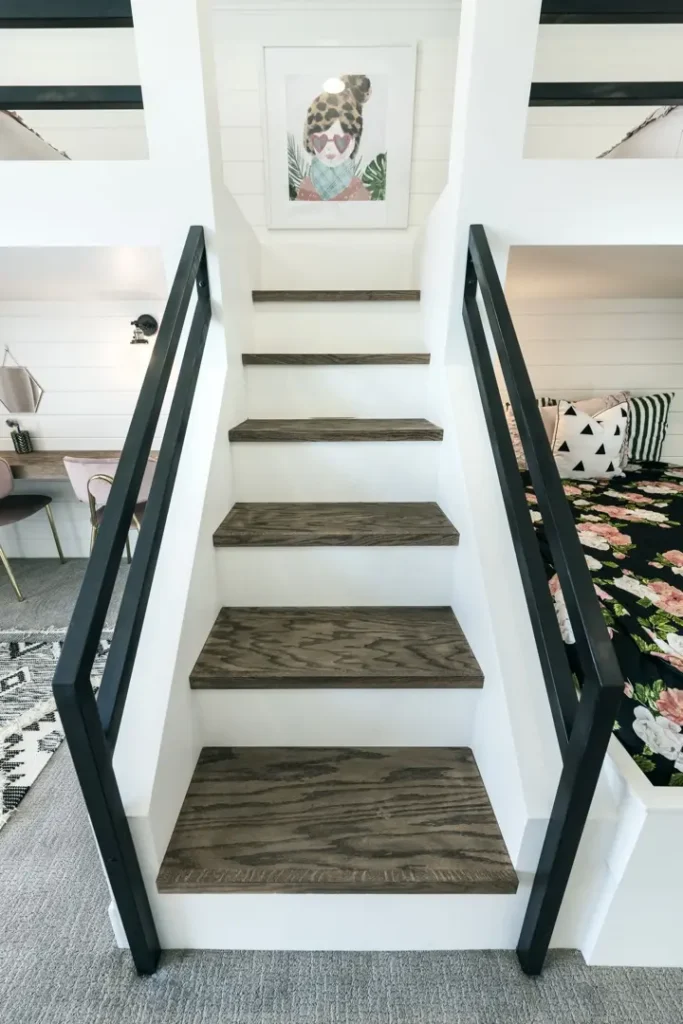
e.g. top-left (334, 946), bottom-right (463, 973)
top-left (628, 393), bottom-right (675, 462)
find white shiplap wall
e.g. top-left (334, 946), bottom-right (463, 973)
top-left (0, 301), bottom-right (167, 452)
top-left (0, 300), bottom-right (167, 557)
top-left (508, 299), bottom-right (683, 465)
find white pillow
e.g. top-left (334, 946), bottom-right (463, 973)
top-left (552, 400), bottom-right (629, 480)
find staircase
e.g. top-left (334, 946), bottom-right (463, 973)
top-left (154, 291), bottom-right (519, 948)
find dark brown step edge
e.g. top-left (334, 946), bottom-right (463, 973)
top-left (242, 353), bottom-right (430, 365)
top-left (156, 747), bottom-right (518, 895)
top-left (212, 502), bottom-right (460, 548)
top-left (252, 290), bottom-right (420, 302)
top-left (228, 418), bottom-right (443, 442)
top-left (190, 607), bottom-right (484, 690)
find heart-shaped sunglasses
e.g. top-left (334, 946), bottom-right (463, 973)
top-left (311, 133), bottom-right (352, 154)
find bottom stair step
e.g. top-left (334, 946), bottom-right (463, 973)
top-left (157, 747), bottom-right (518, 896)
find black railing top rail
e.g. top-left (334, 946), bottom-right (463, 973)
top-left (541, 0), bottom-right (683, 22)
top-left (52, 226), bottom-right (210, 975)
top-left (463, 224), bottom-right (625, 976)
top-left (530, 82), bottom-right (683, 106)
top-left (54, 226), bottom-right (206, 745)
top-left (465, 225), bottom-right (623, 749)
top-left (0, 86), bottom-right (143, 110)
top-left (0, 1), bottom-right (133, 27)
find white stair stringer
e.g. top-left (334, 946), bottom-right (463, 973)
top-left (232, 441), bottom-right (440, 502)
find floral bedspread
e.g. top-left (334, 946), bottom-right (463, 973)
top-left (526, 463), bottom-right (683, 787)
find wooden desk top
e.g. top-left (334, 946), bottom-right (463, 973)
top-left (4, 450), bottom-right (126, 480)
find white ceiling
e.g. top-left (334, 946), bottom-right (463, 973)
top-left (507, 246), bottom-right (683, 300)
top-left (0, 246), bottom-right (167, 301)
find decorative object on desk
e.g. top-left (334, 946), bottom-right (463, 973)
top-left (130, 314), bottom-right (159, 344)
top-left (5, 419), bottom-right (33, 455)
top-left (0, 347), bottom-right (43, 414)
top-left (263, 45), bottom-right (416, 229)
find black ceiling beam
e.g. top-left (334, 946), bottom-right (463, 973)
top-left (541, 1), bottom-right (683, 23)
top-left (0, 1), bottom-right (133, 28)
top-left (0, 86), bottom-right (142, 110)
top-left (530, 82), bottom-right (683, 105)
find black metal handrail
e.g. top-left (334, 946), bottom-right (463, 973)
top-left (530, 82), bottom-right (683, 106)
top-left (0, 1), bottom-right (133, 27)
top-left (463, 224), bottom-right (623, 976)
top-left (0, 86), bottom-right (142, 110)
top-left (541, 0), bottom-right (683, 22)
top-left (52, 226), bottom-right (211, 975)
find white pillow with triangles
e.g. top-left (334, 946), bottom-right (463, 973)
top-left (552, 400), bottom-right (629, 479)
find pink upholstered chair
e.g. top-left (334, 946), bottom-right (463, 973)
top-left (63, 456), bottom-right (156, 562)
top-left (0, 457), bottom-right (65, 602)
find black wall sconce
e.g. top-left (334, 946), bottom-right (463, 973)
top-left (130, 314), bottom-right (159, 344)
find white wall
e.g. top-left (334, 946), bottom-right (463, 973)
top-left (213, 0), bottom-right (459, 288)
top-left (508, 298), bottom-right (683, 465)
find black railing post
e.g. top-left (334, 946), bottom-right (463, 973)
top-left (517, 680), bottom-right (622, 974)
top-left (55, 677), bottom-right (160, 975)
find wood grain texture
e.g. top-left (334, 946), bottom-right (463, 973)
top-left (190, 607), bottom-right (483, 689)
top-left (252, 290), bottom-right (420, 302)
top-left (4, 449), bottom-right (133, 480)
top-left (228, 419), bottom-right (443, 442)
top-left (156, 747), bottom-right (518, 895)
top-left (242, 353), bottom-right (430, 365)
top-left (213, 502), bottom-right (459, 547)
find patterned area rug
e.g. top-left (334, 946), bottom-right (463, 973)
top-left (0, 630), bottom-right (109, 831)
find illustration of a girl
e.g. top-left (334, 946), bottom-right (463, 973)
top-left (297, 74), bottom-right (372, 202)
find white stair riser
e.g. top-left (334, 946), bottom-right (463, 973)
top-left (152, 891), bottom-right (527, 950)
top-left (245, 365), bottom-right (432, 418)
top-left (252, 302), bottom-right (422, 351)
top-left (194, 689), bottom-right (479, 747)
top-left (215, 548), bottom-right (456, 606)
top-left (232, 442), bottom-right (440, 501)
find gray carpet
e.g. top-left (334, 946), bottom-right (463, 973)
top-left (1, 750), bottom-right (682, 1023)
top-left (0, 558), bottom-right (128, 629)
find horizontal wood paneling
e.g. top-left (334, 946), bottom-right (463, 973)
top-left (509, 298), bottom-right (683, 464)
top-left (0, 301), bottom-right (166, 452)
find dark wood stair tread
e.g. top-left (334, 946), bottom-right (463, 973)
top-left (156, 747), bottom-right (518, 895)
top-left (228, 418), bottom-right (443, 442)
top-left (213, 502), bottom-right (459, 547)
top-left (252, 290), bottom-right (420, 302)
top-left (191, 607), bottom-right (483, 689)
top-left (242, 353), bottom-right (430, 365)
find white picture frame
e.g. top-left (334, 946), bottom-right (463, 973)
top-left (263, 45), bottom-right (417, 230)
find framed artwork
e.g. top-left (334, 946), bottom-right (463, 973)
top-left (262, 45), bottom-right (417, 229)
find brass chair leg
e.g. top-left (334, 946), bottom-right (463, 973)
top-left (45, 503), bottom-right (66, 564)
top-left (125, 534), bottom-right (132, 564)
top-left (0, 544), bottom-right (23, 602)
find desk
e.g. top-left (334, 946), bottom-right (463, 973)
top-left (4, 450), bottom-right (157, 480)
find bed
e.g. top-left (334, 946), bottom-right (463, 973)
top-left (526, 462), bottom-right (683, 787)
